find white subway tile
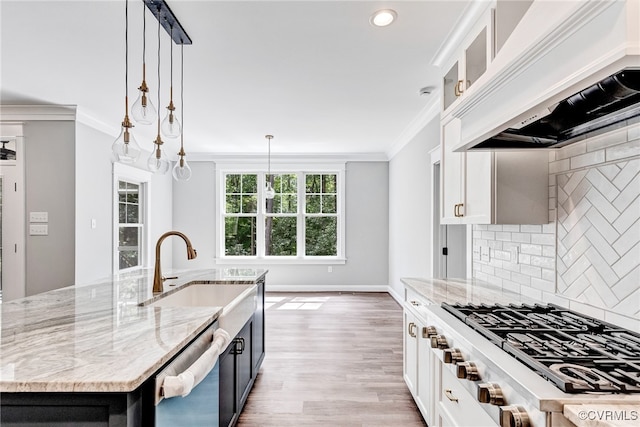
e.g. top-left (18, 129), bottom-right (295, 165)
top-left (557, 141), bottom-right (586, 160)
top-left (611, 288), bottom-right (640, 318)
top-left (542, 246), bottom-right (556, 257)
top-left (569, 300), bottom-right (605, 321)
top-left (570, 150), bottom-right (605, 169)
top-left (512, 233), bottom-right (532, 243)
top-left (585, 188), bottom-right (619, 223)
top-left (496, 269), bottom-right (511, 280)
top-left (521, 265), bottom-right (542, 278)
top-left (520, 244), bottom-right (542, 256)
top-left (611, 242), bottom-right (640, 278)
top-left (519, 253), bottom-right (531, 265)
top-left (604, 311), bottom-right (640, 333)
top-left (613, 218), bottom-right (640, 256)
top-left (550, 159), bottom-right (570, 174)
top-left (541, 291), bottom-right (569, 308)
top-left (496, 232), bottom-right (512, 241)
top-left (531, 233), bottom-right (555, 245)
top-left (488, 225), bottom-right (503, 232)
top-left (606, 139), bottom-right (640, 162)
top-left (542, 222), bottom-right (556, 234)
top-left (511, 272), bottom-right (532, 286)
top-left (488, 240), bottom-right (503, 250)
top-left (520, 286), bottom-right (542, 301)
top-left (586, 126), bottom-right (627, 151)
top-left (531, 277), bottom-right (555, 292)
top-left (585, 208), bottom-right (620, 243)
top-left (628, 123), bottom-right (640, 141)
top-left (530, 255), bottom-right (555, 269)
top-left (482, 231), bottom-right (496, 240)
top-left (613, 174), bottom-right (639, 211)
top-left (521, 225), bottom-right (542, 233)
top-left (612, 197), bottom-right (640, 234)
top-left (502, 225), bottom-right (520, 232)
top-left (599, 163), bottom-right (622, 181)
top-left (502, 280), bottom-right (521, 294)
top-left (586, 168), bottom-right (619, 202)
top-left (542, 268), bottom-right (556, 282)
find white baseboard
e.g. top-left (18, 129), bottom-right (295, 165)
top-left (265, 284), bottom-right (390, 293)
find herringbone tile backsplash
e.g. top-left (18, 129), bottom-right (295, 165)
top-left (472, 124), bottom-right (640, 332)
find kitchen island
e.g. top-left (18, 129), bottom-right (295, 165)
top-left (0, 268), bottom-right (267, 426)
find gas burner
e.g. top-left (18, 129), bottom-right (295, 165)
top-left (442, 302), bottom-right (640, 394)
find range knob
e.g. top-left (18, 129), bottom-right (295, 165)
top-left (423, 326), bottom-right (437, 338)
top-left (478, 383), bottom-right (505, 405)
top-left (500, 405), bottom-right (530, 427)
top-left (430, 334), bottom-right (448, 349)
top-left (443, 348), bottom-right (464, 364)
top-left (456, 361), bottom-right (480, 381)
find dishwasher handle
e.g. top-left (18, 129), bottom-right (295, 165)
top-left (161, 328), bottom-right (231, 400)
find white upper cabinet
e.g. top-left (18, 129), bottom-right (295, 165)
top-left (440, 116), bottom-right (549, 225)
top-left (442, 7), bottom-right (493, 112)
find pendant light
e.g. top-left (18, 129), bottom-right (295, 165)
top-left (265, 135), bottom-right (275, 199)
top-left (162, 26), bottom-right (181, 139)
top-left (131, 5), bottom-right (156, 125)
top-left (112, 0), bottom-right (141, 163)
top-left (172, 43), bottom-right (192, 181)
top-left (147, 7), bottom-right (170, 174)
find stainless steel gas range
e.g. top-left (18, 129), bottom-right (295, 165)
top-left (422, 302), bottom-right (640, 427)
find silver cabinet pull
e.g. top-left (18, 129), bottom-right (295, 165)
top-left (408, 322), bottom-right (417, 338)
top-left (444, 389), bottom-right (458, 402)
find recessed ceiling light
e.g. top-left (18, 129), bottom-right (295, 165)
top-left (370, 9), bottom-right (397, 27)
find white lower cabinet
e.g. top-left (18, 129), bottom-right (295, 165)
top-left (403, 293), bottom-right (436, 426)
top-left (436, 363), bottom-right (497, 427)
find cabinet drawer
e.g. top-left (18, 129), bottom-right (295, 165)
top-left (438, 365), bottom-right (496, 427)
top-left (405, 287), bottom-right (428, 307)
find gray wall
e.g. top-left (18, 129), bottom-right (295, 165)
top-left (25, 121), bottom-right (75, 295)
top-left (388, 116), bottom-right (440, 300)
top-left (172, 161), bottom-right (389, 290)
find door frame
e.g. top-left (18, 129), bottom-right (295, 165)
top-left (430, 147), bottom-right (472, 278)
top-left (0, 122), bottom-right (26, 300)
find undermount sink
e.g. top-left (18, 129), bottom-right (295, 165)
top-left (149, 284), bottom-right (257, 342)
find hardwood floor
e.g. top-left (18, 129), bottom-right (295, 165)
top-left (237, 292), bottom-right (427, 427)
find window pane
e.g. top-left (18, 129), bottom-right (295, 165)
top-left (226, 195), bottom-right (241, 213)
top-left (118, 226), bottom-right (141, 269)
top-left (305, 217), bottom-right (337, 256)
top-left (225, 216), bottom-right (256, 256)
top-left (281, 194), bottom-right (297, 213)
top-left (265, 216), bottom-right (297, 256)
top-left (119, 203), bottom-right (126, 223)
top-left (126, 204), bottom-right (139, 223)
top-left (242, 174), bottom-right (257, 193)
top-left (323, 195), bottom-right (337, 214)
top-left (306, 195), bottom-right (321, 213)
top-left (306, 174), bottom-right (320, 193)
top-left (226, 174), bottom-right (241, 193)
top-left (242, 195), bottom-right (257, 213)
top-left (267, 195), bottom-right (280, 214)
top-left (322, 174), bottom-right (337, 193)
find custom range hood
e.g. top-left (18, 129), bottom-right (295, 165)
top-left (470, 68), bottom-right (640, 150)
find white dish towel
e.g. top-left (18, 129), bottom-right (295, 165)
top-left (162, 328), bottom-right (231, 399)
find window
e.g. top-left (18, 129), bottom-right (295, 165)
top-left (218, 164), bottom-right (345, 264)
top-left (113, 163), bottom-right (151, 273)
top-left (117, 181), bottom-right (142, 270)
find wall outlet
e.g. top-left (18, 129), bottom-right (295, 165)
top-left (91, 219), bottom-right (97, 229)
top-left (328, 266), bottom-right (333, 273)
top-left (29, 211), bottom-right (48, 223)
top-left (511, 247), bottom-right (519, 264)
top-left (29, 224), bottom-right (48, 236)
top-left (480, 246), bottom-right (490, 262)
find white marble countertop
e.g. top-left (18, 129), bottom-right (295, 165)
top-left (0, 268), bottom-right (267, 393)
top-left (401, 277), bottom-right (538, 306)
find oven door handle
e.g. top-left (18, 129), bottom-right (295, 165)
top-left (162, 328), bottom-right (231, 399)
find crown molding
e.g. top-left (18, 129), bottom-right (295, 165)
top-left (386, 95), bottom-right (441, 160)
top-left (189, 152), bottom-right (388, 163)
top-left (0, 104), bottom-right (76, 121)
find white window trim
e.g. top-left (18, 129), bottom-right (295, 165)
top-left (215, 162), bottom-right (346, 265)
top-left (112, 163), bottom-right (153, 274)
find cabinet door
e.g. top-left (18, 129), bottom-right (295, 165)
top-left (403, 310), bottom-right (418, 394)
top-left (443, 61), bottom-right (460, 111)
top-left (464, 151), bottom-right (493, 224)
top-left (465, 27), bottom-right (488, 90)
top-left (252, 280), bottom-right (265, 373)
top-left (441, 118), bottom-right (464, 224)
top-left (236, 320), bottom-right (253, 409)
top-left (416, 322), bottom-right (434, 425)
top-left (219, 345), bottom-right (236, 427)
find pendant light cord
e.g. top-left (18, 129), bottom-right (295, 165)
top-left (180, 43), bottom-right (184, 151)
top-left (156, 7), bottom-right (161, 138)
top-left (124, 0), bottom-right (129, 113)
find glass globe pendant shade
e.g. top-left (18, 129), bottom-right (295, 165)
top-left (147, 142), bottom-right (170, 174)
top-left (112, 122), bottom-right (141, 163)
top-left (172, 156), bottom-right (192, 181)
top-left (265, 182), bottom-right (275, 200)
top-left (131, 88), bottom-right (157, 125)
top-left (161, 104), bottom-right (181, 139)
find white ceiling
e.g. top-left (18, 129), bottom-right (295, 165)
top-left (1, 0), bottom-right (472, 158)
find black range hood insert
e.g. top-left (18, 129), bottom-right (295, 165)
top-left (470, 68), bottom-right (640, 149)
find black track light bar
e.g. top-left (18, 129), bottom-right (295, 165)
top-left (143, 0), bottom-right (192, 45)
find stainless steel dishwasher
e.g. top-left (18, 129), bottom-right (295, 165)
top-left (154, 322), bottom-right (225, 427)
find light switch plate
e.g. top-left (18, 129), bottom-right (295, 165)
top-left (30, 211), bottom-right (48, 223)
top-left (30, 224), bottom-right (48, 236)
top-left (480, 246), bottom-right (490, 262)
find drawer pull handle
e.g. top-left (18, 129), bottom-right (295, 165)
top-left (410, 300), bottom-right (419, 306)
top-left (454, 80), bottom-right (465, 97)
top-left (444, 389), bottom-right (458, 402)
top-left (408, 322), bottom-right (417, 338)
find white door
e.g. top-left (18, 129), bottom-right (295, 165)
top-left (0, 129), bottom-right (26, 301)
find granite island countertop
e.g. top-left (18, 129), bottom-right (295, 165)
top-left (401, 276), bottom-right (538, 306)
top-left (0, 268), bottom-right (267, 393)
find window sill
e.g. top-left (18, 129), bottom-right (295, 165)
top-left (214, 257), bottom-right (346, 265)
